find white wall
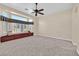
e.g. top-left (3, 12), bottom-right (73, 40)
top-left (38, 10), bottom-right (72, 41)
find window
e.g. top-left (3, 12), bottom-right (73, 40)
top-left (2, 21), bottom-right (8, 34)
top-left (21, 24), bottom-right (23, 32)
top-left (1, 12), bottom-right (9, 17)
top-left (0, 11), bottom-right (33, 35)
top-left (11, 14), bottom-right (27, 22)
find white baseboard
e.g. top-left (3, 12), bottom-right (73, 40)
top-left (72, 41), bottom-right (77, 46)
top-left (37, 34), bottom-right (72, 42)
top-left (52, 37), bottom-right (72, 42)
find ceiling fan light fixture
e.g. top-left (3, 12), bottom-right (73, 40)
top-left (25, 3), bottom-right (44, 16)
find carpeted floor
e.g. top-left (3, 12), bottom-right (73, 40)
top-left (0, 35), bottom-right (78, 56)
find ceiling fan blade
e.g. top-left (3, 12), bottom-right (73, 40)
top-left (39, 9), bottom-right (44, 11)
top-left (38, 12), bottom-right (44, 15)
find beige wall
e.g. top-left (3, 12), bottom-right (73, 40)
top-left (32, 17), bottom-right (39, 35)
top-left (72, 4), bottom-right (79, 54)
top-left (38, 10), bottom-right (72, 41)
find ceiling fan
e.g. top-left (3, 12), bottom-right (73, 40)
top-left (25, 3), bottom-right (44, 16)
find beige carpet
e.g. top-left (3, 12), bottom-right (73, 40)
top-left (0, 35), bottom-right (78, 56)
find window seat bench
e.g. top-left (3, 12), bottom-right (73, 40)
top-left (0, 32), bottom-right (33, 42)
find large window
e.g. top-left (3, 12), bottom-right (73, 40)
top-left (1, 11), bottom-right (33, 35)
top-left (0, 21), bottom-right (2, 36)
top-left (0, 11), bottom-right (33, 35)
top-left (11, 14), bottom-right (29, 34)
top-left (1, 12), bottom-right (9, 35)
top-left (11, 14), bottom-right (27, 21)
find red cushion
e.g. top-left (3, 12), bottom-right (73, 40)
top-left (1, 32), bottom-right (33, 42)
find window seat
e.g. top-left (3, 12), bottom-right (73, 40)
top-left (0, 32), bottom-right (33, 42)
